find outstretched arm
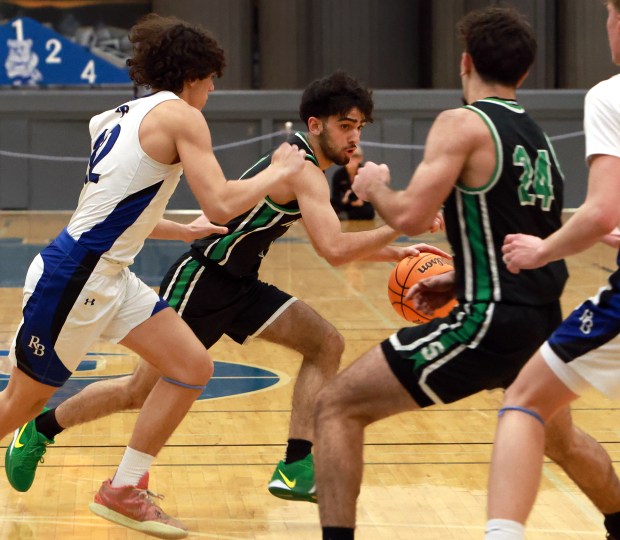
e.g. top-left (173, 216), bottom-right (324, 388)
top-left (502, 154), bottom-right (620, 273)
top-left (172, 104), bottom-right (306, 223)
top-left (295, 163), bottom-right (444, 266)
top-left (149, 214), bottom-right (228, 242)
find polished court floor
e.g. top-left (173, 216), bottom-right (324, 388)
top-left (0, 211), bottom-right (619, 539)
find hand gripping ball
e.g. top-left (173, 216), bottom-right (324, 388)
top-left (388, 252), bottom-right (457, 324)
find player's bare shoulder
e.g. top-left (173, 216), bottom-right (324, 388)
top-left (425, 107), bottom-right (488, 158)
top-left (436, 107), bottom-right (488, 141)
top-left (140, 99), bottom-right (209, 164)
top-left (151, 98), bottom-right (206, 135)
top-left (271, 157), bottom-right (321, 204)
top-left (297, 159), bottom-right (328, 193)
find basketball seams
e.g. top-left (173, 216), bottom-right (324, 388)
top-left (401, 260), bottom-right (419, 288)
top-left (393, 258), bottom-right (418, 306)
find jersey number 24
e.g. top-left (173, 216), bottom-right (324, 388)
top-left (513, 145), bottom-right (555, 211)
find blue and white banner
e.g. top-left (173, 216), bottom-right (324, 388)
top-left (0, 16), bottom-right (130, 86)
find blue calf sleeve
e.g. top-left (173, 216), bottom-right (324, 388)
top-left (498, 406), bottom-right (544, 427)
top-left (161, 376), bottom-right (206, 391)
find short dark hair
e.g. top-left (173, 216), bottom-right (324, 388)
top-left (127, 13), bottom-right (226, 94)
top-left (299, 71), bottom-right (374, 126)
top-left (457, 6), bottom-right (537, 86)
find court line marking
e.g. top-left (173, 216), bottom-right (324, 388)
top-left (0, 516), bottom-right (243, 539)
top-left (0, 514), bottom-right (602, 536)
top-left (542, 464), bottom-right (602, 525)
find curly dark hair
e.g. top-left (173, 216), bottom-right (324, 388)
top-left (457, 6), bottom-right (537, 86)
top-left (127, 13), bottom-right (226, 93)
top-left (299, 71), bottom-right (374, 125)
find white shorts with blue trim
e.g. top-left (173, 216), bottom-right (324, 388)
top-left (542, 281), bottom-right (620, 399)
top-left (9, 249), bottom-right (166, 387)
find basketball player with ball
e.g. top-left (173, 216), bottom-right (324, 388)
top-left (315, 7), bottom-right (620, 540)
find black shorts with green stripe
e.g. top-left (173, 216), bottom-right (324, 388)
top-left (381, 301), bottom-right (562, 407)
top-left (158, 251), bottom-right (294, 348)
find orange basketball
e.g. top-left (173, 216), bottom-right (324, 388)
top-left (388, 252), bottom-right (457, 324)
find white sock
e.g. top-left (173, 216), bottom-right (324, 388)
top-left (110, 447), bottom-right (155, 488)
top-left (485, 519), bottom-right (525, 540)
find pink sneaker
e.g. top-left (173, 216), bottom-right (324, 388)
top-left (89, 473), bottom-right (188, 539)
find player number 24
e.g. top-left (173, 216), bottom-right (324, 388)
top-left (513, 145), bottom-right (554, 211)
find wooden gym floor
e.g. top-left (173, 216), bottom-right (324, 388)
top-left (0, 210), bottom-right (618, 539)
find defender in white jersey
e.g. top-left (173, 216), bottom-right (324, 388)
top-left (11, 91), bottom-right (187, 384)
top-left (487, 2), bottom-right (620, 539)
top-left (1, 13), bottom-right (305, 539)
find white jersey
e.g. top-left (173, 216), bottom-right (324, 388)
top-left (66, 91), bottom-right (184, 266)
top-left (584, 73), bottom-right (620, 161)
top-left (541, 73), bottom-right (620, 399)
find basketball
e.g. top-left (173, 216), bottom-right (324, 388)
top-left (388, 253), bottom-right (457, 324)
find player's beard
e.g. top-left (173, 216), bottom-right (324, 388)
top-left (318, 129), bottom-right (350, 166)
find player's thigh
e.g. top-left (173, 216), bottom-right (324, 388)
top-left (317, 345), bottom-right (419, 424)
top-left (121, 307), bottom-right (213, 385)
top-left (259, 298), bottom-right (342, 357)
top-left (504, 351), bottom-right (578, 420)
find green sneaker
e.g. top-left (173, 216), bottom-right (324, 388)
top-left (5, 409), bottom-right (54, 492)
top-left (268, 454), bottom-right (317, 503)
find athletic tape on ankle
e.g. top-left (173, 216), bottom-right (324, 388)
top-left (498, 406), bottom-right (544, 426)
top-left (161, 376), bottom-right (206, 390)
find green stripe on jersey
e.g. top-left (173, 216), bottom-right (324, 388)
top-left (293, 132), bottom-right (319, 166)
top-left (166, 258), bottom-right (201, 310)
top-left (265, 196), bottom-right (300, 214)
top-left (462, 193), bottom-right (493, 301)
top-left (411, 303), bottom-right (491, 369)
top-left (210, 203), bottom-right (279, 260)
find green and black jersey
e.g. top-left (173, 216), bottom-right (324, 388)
top-left (191, 131), bottom-right (319, 277)
top-left (443, 97), bottom-right (568, 306)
